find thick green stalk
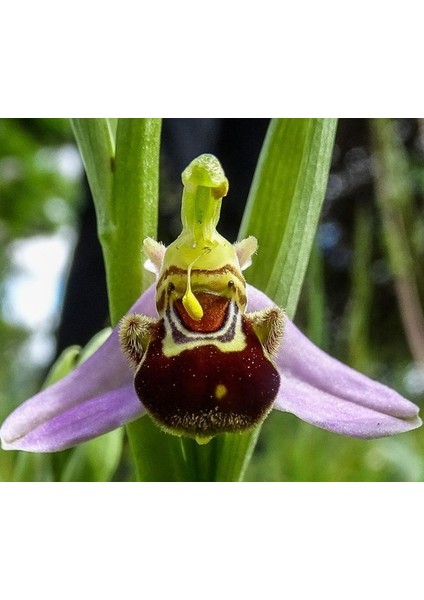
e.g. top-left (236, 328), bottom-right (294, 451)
top-left (107, 118), bottom-right (161, 322)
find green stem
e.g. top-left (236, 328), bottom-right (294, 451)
top-left (107, 118), bottom-right (162, 323)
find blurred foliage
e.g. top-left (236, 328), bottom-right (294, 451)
top-left (0, 118), bottom-right (81, 238)
top-left (1, 118), bottom-right (424, 481)
top-left (246, 412), bottom-right (424, 482)
top-left (0, 118), bottom-right (82, 429)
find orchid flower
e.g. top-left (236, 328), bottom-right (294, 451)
top-left (1, 154), bottom-right (421, 454)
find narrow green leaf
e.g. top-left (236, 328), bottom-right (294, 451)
top-left (42, 346), bottom-right (81, 389)
top-left (77, 327), bottom-right (112, 365)
top-left (108, 118), bottom-right (118, 140)
top-left (0, 450), bottom-right (15, 482)
top-left (127, 417), bottom-right (194, 482)
top-left (13, 453), bottom-right (54, 482)
top-left (12, 339), bottom-right (90, 481)
top-left (213, 429), bottom-right (261, 481)
top-left (60, 428), bottom-right (124, 482)
top-left (55, 327), bottom-right (124, 481)
top-left (41, 329), bottom-right (122, 482)
top-left (70, 119), bottom-right (115, 233)
top-left (239, 118), bottom-right (337, 318)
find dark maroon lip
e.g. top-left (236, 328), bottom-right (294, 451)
top-left (135, 316), bottom-right (280, 437)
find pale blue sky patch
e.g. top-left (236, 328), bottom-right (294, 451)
top-left (3, 228), bottom-right (76, 331)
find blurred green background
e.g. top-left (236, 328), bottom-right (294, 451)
top-left (1, 118), bottom-right (423, 481)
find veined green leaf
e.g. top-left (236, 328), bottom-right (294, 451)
top-left (239, 118), bottom-right (337, 318)
top-left (108, 118), bottom-right (118, 140)
top-left (128, 418), bottom-right (193, 482)
top-left (60, 428), bottom-right (124, 482)
top-left (42, 345), bottom-right (81, 389)
top-left (57, 328), bottom-right (123, 482)
top-left (13, 453), bottom-right (54, 482)
top-left (77, 327), bottom-right (112, 365)
top-left (70, 119), bottom-right (115, 234)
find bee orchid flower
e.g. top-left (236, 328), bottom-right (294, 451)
top-left (1, 155), bottom-right (421, 452)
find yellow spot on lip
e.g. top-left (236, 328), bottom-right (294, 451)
top-left (215, 384), bottom-right (227, 400)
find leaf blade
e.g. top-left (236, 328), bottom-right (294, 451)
top-left (70, 118), bottom-right (115, 232)
top-left (239, 118), bottom-right (337, 318)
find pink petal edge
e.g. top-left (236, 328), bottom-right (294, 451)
top-left (0, 287), bottom-right (157, 451)
top-left (247, 285), bottom-right (421, 438)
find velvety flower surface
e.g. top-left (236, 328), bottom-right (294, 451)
top-left (0, 285), bottom-right (421, 452)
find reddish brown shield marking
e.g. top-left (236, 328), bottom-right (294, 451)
top-left (174, 293), bottom-right (230, 333)
top-left (135, 317), bottom-right (280, 437)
